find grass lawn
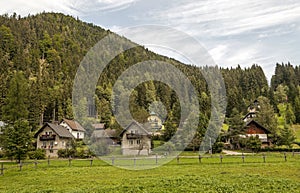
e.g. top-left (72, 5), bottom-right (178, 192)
top-left (0, 155), bottom-right (300, 193)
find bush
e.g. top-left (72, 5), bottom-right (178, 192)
top-left (212, 142), bottom-right (224, 154)
top-left (261, 147), bottom-right (300, 152)
top-left (75, 149), bottom-right (95, 158)
top-left (57, 149), bottom-right (76, 158)
top-left (0, 150), bottom-right (4, 159)
top-left (89, 141), bottom-right (111, 156)
top-left (28, 149), bottom-right (46, 160)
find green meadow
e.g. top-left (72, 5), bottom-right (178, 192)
top-left (0, 154), bottom-right (299, 193)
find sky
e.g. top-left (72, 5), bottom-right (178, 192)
top-left (1, 0), bottom-right (300, 81)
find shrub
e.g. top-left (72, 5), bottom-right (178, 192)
top-left (57, 149), bottom-right (76, 158)
top-left (0, 150), bottom-right (4, 159)
top-left (28, 149), bottom-right (46, 160)
top-left (212, 142), bottom-right (224, 154)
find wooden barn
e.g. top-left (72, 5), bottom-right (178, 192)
top-left (242, 120), bottom-right (272, 147)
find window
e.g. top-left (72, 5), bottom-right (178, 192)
top-left (135, 130), bottom-right (138, 134)
top-left (129, 140), bottom-right (134, 145)
top-left (137, 140), bottom-right (141, 145)
top-left (77, 133), bottom-right (80, 139)
top-left (50, 141), bottom-right (54, 148)
top-left (49, 132), bottom-right (52, 136)
top-left (42, 141), bottom-right (46, 148)
top-left (62, 141), bottom-right (65, 147)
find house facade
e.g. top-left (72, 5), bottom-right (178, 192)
top-left (242, 120), bottom-right (272, 147)
top-left (147, 111), bottom-right (163, 130)
top-left (0, 121), bottom-right (4, 135)
top-left (34, 123), bottom-right (74, 157)
top-left (91, 123), bottom-right (118, 145)
top-left (120, 121), bottom-right (152, 156)
top-left (59, 119), bottom-right (86, 139)
top-left (0, 121), bottom-right (4, 150)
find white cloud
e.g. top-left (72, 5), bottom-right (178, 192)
top-left (0, 0), bottom-right (140, 16)
top-left (208, 45), bottom-right (228, 62)
top-left (0, 0), bottom-right (76, 16)
top-left (152, 0), bottom-right (300, 37)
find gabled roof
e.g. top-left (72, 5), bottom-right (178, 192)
top-left (92, 129), bottom-right (116, 138)
top-left (120, 121), bottom-right (150, 137)
top-left (242, 112), bottom-right (256, 120)
top-left (92, 123), bottom-right (105, 130)
top-left (34, 123), bottom-right (74, 138)
top-left (61, 118), bottom-right (86, 132)
top-left (245, 120), bottom-right (271, 134)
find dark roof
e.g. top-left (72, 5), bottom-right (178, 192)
top-left (242, 112), bottom-right (256, 120)
top-left (92, 129), bottom-right (116, 138)
top-left (120, 121), bottom-right (150, 137)
top-left (61, 119), bottom-right (86, 132)
top-left (92, 123), bottom-right (105, 130)
top-left (245, 120), bottom-right (271, 134)
top-left (34, 123), bottom-right (74, 138)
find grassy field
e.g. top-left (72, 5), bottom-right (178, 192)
top-left (0, 154), bottom-right (300, 193)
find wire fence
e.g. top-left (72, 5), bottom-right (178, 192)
top-left (0, 152), bottom-right (299, 176)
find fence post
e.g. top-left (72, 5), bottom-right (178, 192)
top-left (19, 161), bottom-right (22, 171)
top-left (112, 156), bottom-right (114, 166)
top-left (48, 155), bottom-right (50, 166)
top-left (263, 153), bottom-right (266, 163)
top-left (155, 154), bottom-right (158, 165)
top-left (292, 151), bottom-right (295, 157)
top-left (198, 155), bottom-right (202, 163)
top-left (220, 155), bottom-right (223, 164)
top-left (1, 163), bottom-right (3, 175)
top-left (284, 152), bottom-right (287, 162)
top-left (176, 155), bottom-right (179, 164)
top-left (68, 157), bottom-right (72, 167)
top-left (242, 153), bottom-right (245, 163)
top-left (90, 158), bottom-right (93, 166)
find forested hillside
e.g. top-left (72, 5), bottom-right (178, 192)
top-left (0, 12), bottom-right (299, 140)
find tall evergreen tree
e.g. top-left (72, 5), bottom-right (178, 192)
top-left (2, 71), bottom-right (29, 123)
top-left (255, 96), bottom-right (278, 135)
top-left (1, 119), bottom-right (32, 162)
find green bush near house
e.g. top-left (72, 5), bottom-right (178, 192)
top-left (28, 149), bottom-right (46, 160)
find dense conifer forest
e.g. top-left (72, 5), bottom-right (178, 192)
top-left (0, 12), bottom-right (299, 147)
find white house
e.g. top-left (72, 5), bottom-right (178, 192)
top-left (34, 123), bottom-right (74, 157)
top-left (59, 119), bottom-right (86, 140)
top-left (120, 121), bottom-right (152, 156)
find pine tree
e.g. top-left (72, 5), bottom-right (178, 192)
top-left (285, 103), bottom-right (296, 124)
top-left (2, 71), bottom-right (29, 123)
top-left (294, 96), bottom-right (300, 123)
top-left (278, 125), bottom-right (295, 148)
top-left (2, 119), bottom-right (32, 162)
top-left (255, 96), bottom-right (278, 134)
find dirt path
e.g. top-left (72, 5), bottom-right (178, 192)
top-left (222, 150), bottom-right (250, 155)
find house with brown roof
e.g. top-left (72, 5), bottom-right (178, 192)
top-left (120, 121), bottom-right (152, 156)
top-left (59, 118), bottom-right (86, 140)
top-left (34, 123), bottom-right (74, 157)
top-left (241, 120), bottom-right (272, 147)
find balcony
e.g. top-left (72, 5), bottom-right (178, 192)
top-left (39, 135), bottom-right (56, 141)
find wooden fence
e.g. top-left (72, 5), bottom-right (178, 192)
top-left (0, 152), bottom-right (299, 176)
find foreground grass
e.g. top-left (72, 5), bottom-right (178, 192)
top-left (0, 156), bottom-right (300, 193)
